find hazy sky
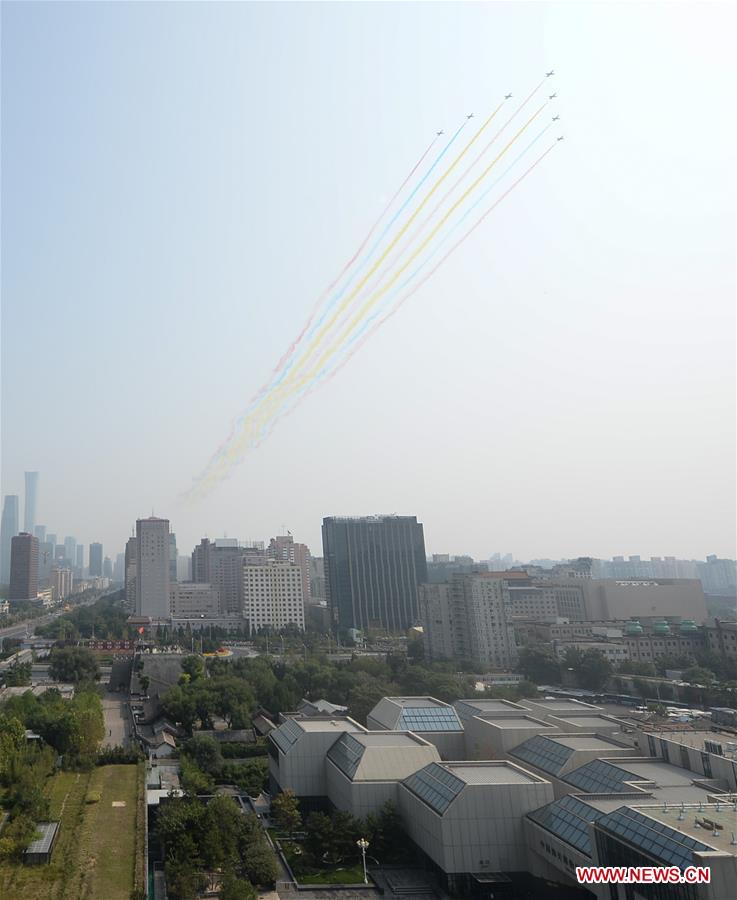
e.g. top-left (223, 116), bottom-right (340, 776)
top-left (2, 1), bottom-right (735, 563)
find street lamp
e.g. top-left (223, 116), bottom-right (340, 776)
top-left (356, 837), bottom-right (369, 884)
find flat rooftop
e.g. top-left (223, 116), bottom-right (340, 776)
top-left (647, 730), bottom-right (737, 751)
top-left (634, 804), bottom-right (737, 858)
top-left (354, 731), bottom-right (428, 747)
top-left (296, 717), bottom-right (363, 733)
top-left (457, 698), bottom-right (527, 713)
top-left (524, 700), bottom-right (603, 712)
top-left (443, 762), bottom-right (542, 785)
top-left (555, 735), bottom-right (630, 751)
top-left (616, 760), bottom-right (708, 786)
top-left (555, 715), bottom-right (621, 728)
top-left (490, 717), bottom-right (557, 729)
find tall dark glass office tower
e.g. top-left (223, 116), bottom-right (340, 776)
top-left (322, 515), bottom-right (428, 633)
top-left (9, 532), bottom-right (39, 600)
top-left (89, 542), bottom-right (103, 576)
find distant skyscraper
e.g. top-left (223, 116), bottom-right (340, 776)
top-left (0, 495), bottom-right (20, 584)
top-left (113, 553), bottom-right (125, 582)
top-left (192, 537), bottom-right (255, 614)
top-left (322, 515), bottom-right (428, 632)
top-left (46, 533), bottom-right (57, 551)
top-left (176, 555), bottom-right (192, 581)
top-left (136, 517), bottom-right (170, 618)
top-left (9, 532), bottom-right (39, 600)
top-left (76, 544), bottom-right (84, 573)
top-left (125, 537), bottom-right (137, 608)
top-left (23, 471), bottom-right (39, 533)
top-left (89, 542), bottom-right (103, 576)
top-left (103, 556), bottom-right (113, 579)
top-left (34, 525), bottom-right (46, 544)
top-left (64, 536), bottom-right (77, 569)
top-left (39, 542), bottom-right (54, 583)
top-left (169, 533), bottom-right (177, 582)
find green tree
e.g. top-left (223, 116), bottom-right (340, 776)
top-left (576, 650), bottom-right (612, 691)
top-left (48, 646), bottom-right (100, 684)
top-left (220, 872), bottom-right (257, 900)
top-left (364, 801), bottom-right (409, 862)
top-left (242, 842), bottom-right (277, 886)
top-left (0, 713), bottom-right (26, 780)
top-left (181, 655), bottom-right (205, 682)
top-left (271, 789), bottom-right (301, 835)
top-left (516, 647), bottom-right (561, 684)
top-left (304, 811), bottom-right (333, 861)
top-left (683, 666), bottom-right (717, 685)
top-left (180, 757), bottom-right (215, 795)
top-left (3, 660), bottom-right (32, 686)
top-left (183, 734), bottom-right (224, 776)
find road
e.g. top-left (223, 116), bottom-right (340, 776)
top-left (101, 690), bottom-right (130, 748)
top-left (0, 593), bottom-right (103, 641)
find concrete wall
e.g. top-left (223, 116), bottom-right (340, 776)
top-left (464, 716), bottom-right (560, 759)
top-left (270, 729), bottom-right (347, 798)
top-left (326, 762), bottom-right (400, 818)
top-left (634, 729), bottom-right (737, 791)
top-left (397, 777), bottom-right (554, 875)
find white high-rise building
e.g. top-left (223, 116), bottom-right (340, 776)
top-left (268, 534), bottom-right (311, 603)
top-left (51, 567), bottom-right (74, 602)
top-left (135, 517), bottom-right (170, 618)
top-left (243, 560), bottom-right (305, 634)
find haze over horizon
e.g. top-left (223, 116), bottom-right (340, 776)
top-left (2, 2), bottom-right (735, 563)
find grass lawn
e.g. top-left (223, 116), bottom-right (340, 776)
top-left (299, 864), bottom-right (367, 885)
top-left (0, 765), bottom-right (141, 900)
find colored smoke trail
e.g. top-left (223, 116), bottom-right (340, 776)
top-left (265, 102), bottom-right (505, 401)
top-left (247, 142), bottom-right (560, 454)
top-left (367, 79), bottom-right (549, 298)
top-left (187, 81), bottom-right (560, 500)
top-left (258, 121), bottom-right (556, 436)
top-left (278, 103), bottom-right (547, 405)
top-left (198, 132), bottom-right (442, 474)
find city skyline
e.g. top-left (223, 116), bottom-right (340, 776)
top-left (1, 475), bottom-right (736, 574)
top-left (2, 2), bottom-right (735, 563)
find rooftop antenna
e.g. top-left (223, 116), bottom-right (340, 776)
top-left (678, 803), bottom-right (685, 821)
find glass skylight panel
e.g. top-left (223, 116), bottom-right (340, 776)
top-left (528, 795), bottom-right (605, 855)
top-left (271, 717), bottom-right (302, 754)
top-left (596, 808), bottom-right (711, 869)
top-left (512, 735), bottom-right (575, 775)
top-left (564, 759), bottom-right (638, 794)
top-left (398, 707), bottom-right (462, 731)
top-left (327, 733), bottom-right (364, 778)
top-left (403, 763), bottom-right (465, 814)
